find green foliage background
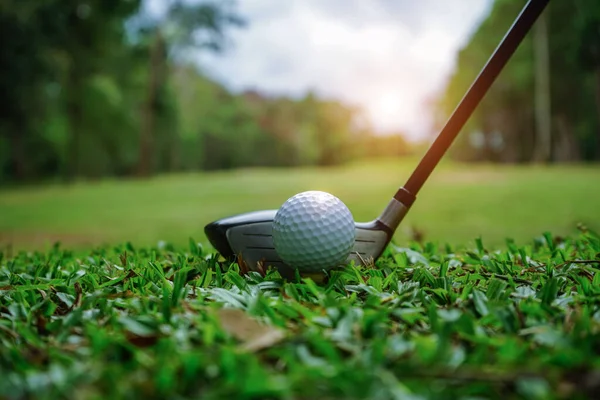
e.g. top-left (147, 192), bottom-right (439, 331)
top-left (1, 0), bottom-right (598, 185)
top-left (0, 0), bottom-right (409, 184)
top-left (436, 0), bottom-right (600, 163)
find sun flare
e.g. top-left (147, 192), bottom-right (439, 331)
top-left (365, 91), bottom-right (413, 134)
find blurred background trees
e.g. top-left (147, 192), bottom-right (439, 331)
top-left (436, 0), bottom-right (600, 163)
top-left (0, 0), bottom-right (599, 184)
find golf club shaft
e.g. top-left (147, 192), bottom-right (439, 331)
top-left (397, 0), bottom-right (550, 201)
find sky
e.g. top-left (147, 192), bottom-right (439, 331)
top-left (147, 0), bottom-right (494, 140)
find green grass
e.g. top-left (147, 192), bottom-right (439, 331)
top-left (1, 229), bottom-right (599, 399)
top-left (0, 158), bottom-right (599, 251)
top-left (2, 160), bottom-right (600, 399)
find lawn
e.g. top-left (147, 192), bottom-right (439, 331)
top-left (0, 158), bottom-right (599, 251)
top-left (1, 160), bottom-right (600, 399)
top-left (1, 223), bottom-right (599, 398)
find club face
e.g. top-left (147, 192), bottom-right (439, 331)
top-left (204, 209), bottom-right (394, 278)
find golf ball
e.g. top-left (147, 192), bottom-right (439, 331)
top-left (272, 191), bottom-right (355, 272)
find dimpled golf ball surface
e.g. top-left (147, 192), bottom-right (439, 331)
top-left (273, 191), bottom-right (355, 272)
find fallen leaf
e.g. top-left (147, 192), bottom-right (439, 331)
top-left (106, 290), bottom-right (134, 299)
top-left (216, 308), bottom-right (285, 352)
top-left (241, 328), bottom-right (286, 353)
top-left (126, 334), bottom-right (160, 348)
top-left (119, 316), bottom-right (161, 347)
top-left (35, 313), bottom-right (48, 335)
top-left (237, 253), bottom-right (250, 275)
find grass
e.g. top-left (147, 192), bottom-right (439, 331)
top-left (0, 158), bottom-right (599, 251)
top-left (1, 227), bottom-right (600, 399)
top-left (1, 160), bottom-right (600, 398)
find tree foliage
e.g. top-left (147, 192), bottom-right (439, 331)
top-left (8, 1), bottom-right (597, 183)
top-left (436, 0), bottom-right (600, 163)
top-left (0, 0), bottom-right (401, 184)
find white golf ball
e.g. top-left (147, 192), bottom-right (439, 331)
top-left (272, 191), bottom-right (355, 272)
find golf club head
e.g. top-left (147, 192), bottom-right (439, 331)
top-left (204, 198), bottom-right (408, 277)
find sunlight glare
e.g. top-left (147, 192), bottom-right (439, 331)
top-left (365, 91), bottom-right (414, 135)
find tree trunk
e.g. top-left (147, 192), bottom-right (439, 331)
top-left (169, 134), bottom-right (180, 172)
top-left (7, 128), bottom-right (27, 180)
top-left (553, 113), bottom-right (580, 162)
top-left (66, 102), bottom-right (82, 181)
top-left (533, 10), bottom-right (552, 163)
top-left (137, 29), bottom-right (166, 177)
top-left (65, 69), bottom-right (83, 182)
top-left (595, 67), bottom-right (600, 159)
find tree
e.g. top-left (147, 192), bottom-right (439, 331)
top-left (0, 2), bottom-right (60, 180)
top-left (575, 0), bottom-right (600, 158)
top-left (42, 0), bottom-right (142, 180)
top-left (134, 0), bottom-right (245, 177)
top-left (436, 0), bottom-right (600, 163)
top-left (533, 10), bottom-right (551, 162)
top-left (436, 0), bottom-right (535, 163)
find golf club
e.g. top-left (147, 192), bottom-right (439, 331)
top-left (205, 0), bottom-right (550, 276)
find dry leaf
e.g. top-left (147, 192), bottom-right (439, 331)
top-left (126, 333), bottom-right (160, 348)
top-left (35, 314), bottom-right (48, 335)
top-left (237, 253), bottom-right (250, 275)
top-left (216, 308), bottom-right (285, 352)
top-left (106, 290), bottom-right (135, 299)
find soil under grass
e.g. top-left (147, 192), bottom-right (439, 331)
top-left (1, 228), bottom-right (600, 399)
